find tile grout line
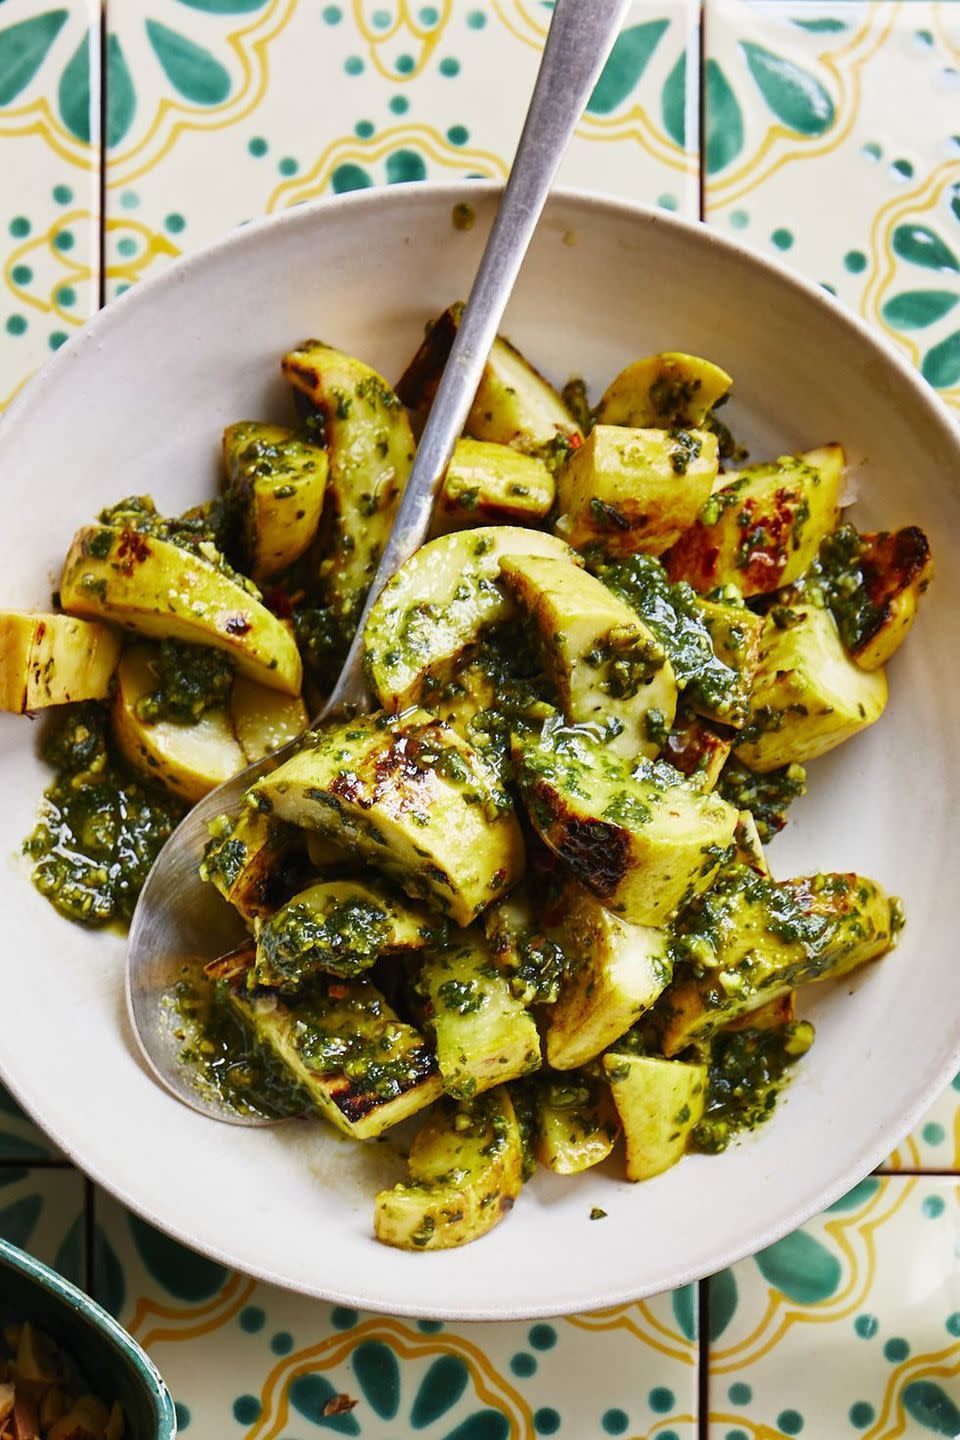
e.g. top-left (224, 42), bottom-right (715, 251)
top-left (97, 0), bottom-right (107, 312)
top-left (698, 1276), bottom-right (710, 1439)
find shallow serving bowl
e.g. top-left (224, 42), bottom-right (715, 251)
top-left (0, 1238), bottom-right (175, 1439)
top-left (0, 183), bottom-right (958, 1320)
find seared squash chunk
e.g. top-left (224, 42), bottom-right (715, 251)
top-left (591, 554), bottom-right (754, 729)
top-left (254, 879), bottom-right (433, 990)
top-left (201, 807), bottom-right (302, 922)
top-left (735, 603), bottom-right (886, 771)
top-left (112, 646), bottom-right (245, 802)
top-left (733, 810), bottom-right (771, 876)
top-left (250, 711), bottom-right (523, 926)
top-left (60, 523), bottom-right (302, 694)
top-left (596, 352), bottom-right (732, 428)
top-left (602, 1053), bottom-right (706, 1180)
top-left (374, 1087), bottom-right (523, 1250)
top-left (0, 611), bottom-right (120, 713)
top-left (484, 886), bottom-right (565, 1005)
top-left (431, 438), bottom-right (554, 534)
top-left (546, 883), bottom-right (672, 1069)
top-left (535, 1075), bottom-right (620, 1174)
top-left (222, 421), bottom-right (327, 581)
top-left (662, 710), bottom-right (733, 791)
top-left (396, 303), bottom-right (581, 460)
top-left (554, 424), bottom-right (719, 556)
top-left (499, 554), bottom-right (677, 760)
top-left (282, 341), bottom-right (415, 645)
top-left (228, 974), bottom-right (441, 1139)
top-left (229, 674), bottom-right (307, 762)
top-left (516, 720), bottom-right (739, 926)
top-left (418, 931), bottom-right (541, 1098)
top-left (813, 523), bottom-right (933, 670)
top-left (662, 865), bottom-right (901, 1053)
top-left (666, 446), bottom-right (844, 596)
top-left (362, 525), bottom-right (576, 710)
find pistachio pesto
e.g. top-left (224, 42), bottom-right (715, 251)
top-left (692, 1020), bottom-right (815, 1152)
top-left (24, 702), bottom-right (186, 925)
top-left (133, 639), bottom-right (234, 725)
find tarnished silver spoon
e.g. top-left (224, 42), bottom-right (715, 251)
top-left (126, 0), bottom-right (632, 1123)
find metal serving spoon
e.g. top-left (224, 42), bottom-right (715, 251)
top-left (127, 0), bottom-right (632, 1122)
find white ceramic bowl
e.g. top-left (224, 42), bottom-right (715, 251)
top-left (1, 184), bottom-right (958, 1320)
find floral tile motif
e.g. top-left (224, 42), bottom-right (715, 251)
top-left (0, 1166), bottom-right (85, 1283)
top-left (92, 1190), bottom-right (698, 1438)
top-left (707, 1177), bottom-right (960, 1439)
top-left (703, 0), bottom-right (960, 408)
top-left (0, 1083), bottom-right (62, 1163)
top-left (101, 0), bottom-right (700, 298)
top-left (0, 0), bottom-right (100, 412)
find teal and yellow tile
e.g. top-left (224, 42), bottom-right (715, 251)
top-left (708, 1177), bottom-right (960, 1437)
top-left (0, 0), bottom-right (100, 412)
top-left (101, 0), bottom-right (701, 297)
top-left (703, 0), bottom-right (960, 409)
top-left (0, 1167), bottom-right (85, 1282)
top-left (92, 1190), bottom-right (698, 1437)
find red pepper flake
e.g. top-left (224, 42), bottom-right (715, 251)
top-left (116, 528), bottom-right (151, 574)
top-left (223, 612), bottom-right (252, 637)
top-left (328, 984), bottom-right (349, 1000)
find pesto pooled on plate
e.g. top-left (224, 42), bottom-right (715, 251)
top-left (2, 330), bottom-right (932, 1251)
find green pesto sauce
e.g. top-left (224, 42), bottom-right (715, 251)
top-left (258, 896), bottom-right (392, 988)
top-left (24, 703), bottom-right (186, 926)
top-left (590, 553), bottom-right (748, 724)
top-left (169, 975), bottom-right (310, 1120)
top-left (717, 758), bottom-right (807, 843)
top-left (806, 524), bottom-right (882, 652)
top-left (509, 1081), bottom-right (539, 1182)
top-left (95, 494), bottom-right (261, 599)
top-left (134, 639), bottom-right (234, 725)
top-left (692, 1020), bottom-right (814, 1152)
top-left (292, 989), bottom-right (431, 1099)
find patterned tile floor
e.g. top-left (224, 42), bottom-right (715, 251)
top-left (1, 1), bottom-right (959, 1435)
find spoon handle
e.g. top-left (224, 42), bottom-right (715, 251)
top-left (322, 0), bottom-right (632, 717)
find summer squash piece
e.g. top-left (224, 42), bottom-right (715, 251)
top-left (282, 341), bottom-right (415, 649)
top-left (596, 352), bottom-right (732, 428)
top-left (226, 972), bottom-right (442, 1139)
top-left (662, 710), bottom-right (733, 791)
top-left (418, 930), bottom-right (542, 1098)
top-left (666, 446), bottom-right (844, 596)
top-left (201, 808), bottom-right (301, 922)
top-left (515, 721), bottom-right (739, 926)
top-left (254, 879), bottom-right (431, 989)
top-left (591, 554), bottom-right (755, 729)
top-left (498, 553), bottom-right (678, 761)
top-left (112, 646), bottom-right (245, 802)
top-left (396, 303), bottom-right (581, 460)
top-left (222, 421), bottom-right (327, 581)
top-left (374, 1087), bottom-right (523, 1250)
top-left (662, 866), bottom-right (901, 1053)
top-left (554, 424), bottom-right (719, 556)
top-left (0, 612), bottom-right (120, 712)
top-left (735, 603), bottom-right (886, 771)
top-left (814, 524), bottom-right (933, 670)
top-left (249, 711), bottom-right (524, 926)
top-left (602, 1053), bottom-right (706, 1180)
top-left (60, 523), bottom-right (302, 694)
top-left (546, 883), bottom-right (672, 1069)
top-left (362, 525), bottom-right (577, 710)
top-left (229, 674), bottom-right (307, 763)
top-left (535, 1075), bottom-right (620, 1174)
top-left (430, 438), bottom-right (555, 535)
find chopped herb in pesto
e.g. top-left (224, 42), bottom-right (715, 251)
top-left (24, 703), bottom-right (186, 925)
top-left (717, 758), bottom-right (807, 842)
top-left (257, 895), bottom-right (392, 987)
top-left (692, 1020), bottom-right (814, 1152)
top-left (133, 639), bottom-right (234, 725)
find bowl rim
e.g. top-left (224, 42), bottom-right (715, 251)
top-left (0, 1236), bottom-right (177, 1437)
top-left (1, 179), bottom-right (959, 1319)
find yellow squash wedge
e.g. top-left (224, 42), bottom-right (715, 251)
top-left (0, 611), bottom-right (120, 713)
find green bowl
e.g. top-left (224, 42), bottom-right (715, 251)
top-left (0, 1236), bottom-right (176, 1440)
